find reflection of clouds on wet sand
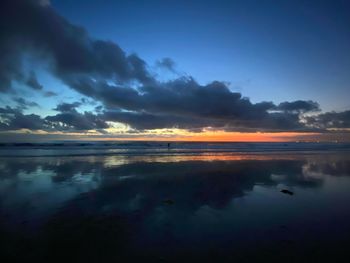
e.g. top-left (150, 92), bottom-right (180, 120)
top-left (303, 156), bottom-right (350, 177)
top-left (0, 158), bottom-right (100, 227)
top-left (1, 153), bottom-right (350, 261)
top-left (0, 153), bottom-right (347, 227)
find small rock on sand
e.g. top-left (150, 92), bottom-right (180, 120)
top-left (163, 199), bottom-right (175, 205)
top-left (280, 189), bottom-right (294, 195)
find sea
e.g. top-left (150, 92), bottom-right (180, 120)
top-left (1, 141), bottom-right (350, 262)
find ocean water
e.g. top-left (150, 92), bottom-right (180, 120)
top-left (0, 141), bottom-right (349, 156)
top-left (1, 142), bottom-right (350, 262)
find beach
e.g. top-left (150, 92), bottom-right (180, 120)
top-left (0, 142), bottom-right (350, 262)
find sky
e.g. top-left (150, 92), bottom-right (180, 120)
top-left (0, 0), bottom-right (350, 142)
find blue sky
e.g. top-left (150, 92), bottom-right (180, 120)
top-left (52, 0), bottom-right (350, 111)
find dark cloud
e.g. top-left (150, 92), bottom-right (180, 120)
top-left (0, 0), bottom-right (348, 134)
top-left (9, 114), bottom-right (44, 130)
top-left (45, 111), bottom-right (109, 131)
top-left (53, 102), bottom-right (82, 113)
top-left (0, 41), bottom-right (24, 92)
top-left (97, 79), bottom-right (317, 131)
top-left (0, 104), bottom-right (108, 132)
top-left (47, 102), bottom-right (108, 130)
top-left (44, 91), bottom-right (58, 97)
top-left (0, 106), bottom-right (46, 131)
top-left (13, 97), bottom-right (39, 109)
top-left (94, 105), bottom-right (103, 113)
top-left (103, 111), bottom-right (211, 130)
top-left (305, 110), bottom-right (350, 129)
top-left (25, 71), bottom-right (59, 96)
top-left (276, 100), bottom-right (320, 113)
top-left (26, 71), bottom-right (43, 90)
top-left (0, 106), bottom-right (19, 115)
top-left (0, 0), bottom-right (153, 90)
top-left (156, 57), bottom-right (176, 72)
top-left (80, 97), bottom-right (97, 106)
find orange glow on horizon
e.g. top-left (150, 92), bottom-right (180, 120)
top-left (101, 131), bottom-right (322, 142)
top-left (6, 129), bottom-right (349, 142)
top-left (169, 132), bottom-right (319, 142)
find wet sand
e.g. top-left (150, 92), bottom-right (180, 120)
top-left (1, 152), bottom-right (350, 262)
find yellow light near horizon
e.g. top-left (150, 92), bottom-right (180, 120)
top-left (100, 129), bottom-right (321, 142)
top-left (6, 128), bottom-right (348, 142)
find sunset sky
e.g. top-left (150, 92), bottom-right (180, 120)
top-left (0, 0), bottom-right (350, 142)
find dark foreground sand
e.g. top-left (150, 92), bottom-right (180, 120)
top-left (1, 152), bottom-right (350, 262)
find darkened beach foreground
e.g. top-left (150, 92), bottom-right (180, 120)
top-left (1, 142), bottom-right (350, 262)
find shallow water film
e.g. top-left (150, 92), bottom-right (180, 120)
top-left (1, 151), bottom-right (350, 262)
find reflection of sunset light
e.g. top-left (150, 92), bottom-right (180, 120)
top-left (102, 153), bottom-right (302, 167)
top-left (94, 151), bottom-right (350, 167)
